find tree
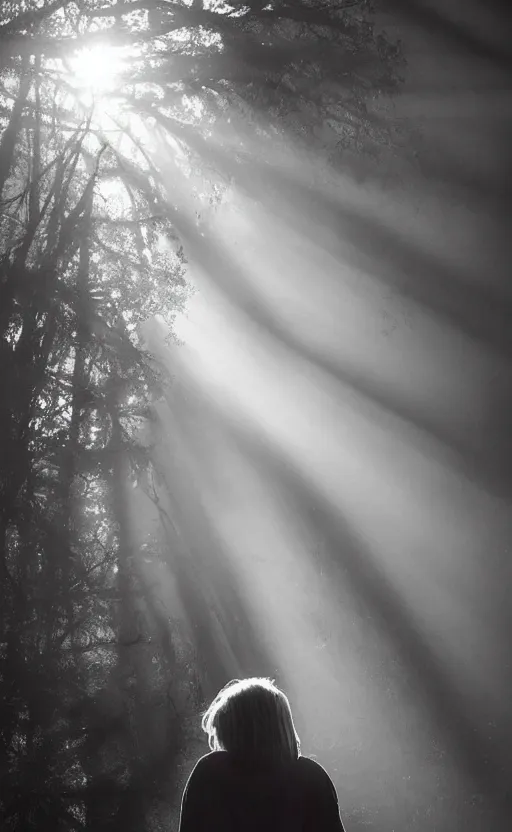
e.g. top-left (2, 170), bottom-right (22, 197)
top-left (0, 23), bottom-right (189, 829)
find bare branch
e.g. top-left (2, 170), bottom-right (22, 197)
top-left (0, 0), bottom-right (71, 39)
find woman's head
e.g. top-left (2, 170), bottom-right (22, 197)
top-left (201, 677), bottom-right (301, 764)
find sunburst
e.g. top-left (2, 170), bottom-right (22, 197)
top-left (67, 44), bottom-right (127, 95)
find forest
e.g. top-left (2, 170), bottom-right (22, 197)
top-left (1, 1), bottom-right (510, 830)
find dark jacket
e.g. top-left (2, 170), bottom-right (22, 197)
top-left (178, 750), bottom-right (346, 831)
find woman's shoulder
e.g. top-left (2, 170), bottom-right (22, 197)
top-left (194, 753), bottom-right (330, 770)
top-left (296, 756), bottom-right (336, 788)
top-left (297, 755), bottom-right (328, 771)
top-left (190, 751), bottom-right (229, 775)
top-left (190, 751), bottom-right (334, 786)
top-left (193, 751), bottom-right (228, 766)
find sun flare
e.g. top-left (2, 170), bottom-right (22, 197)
top-left (68, 44), bottom-right (127, 94)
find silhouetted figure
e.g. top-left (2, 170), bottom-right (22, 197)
top-left (179, 677), bottom-right (346, 831)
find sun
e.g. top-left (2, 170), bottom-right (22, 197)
top-left (64, 43), bottom-right (136, 127)
top-left (67, 44), bottom-right (128, 95)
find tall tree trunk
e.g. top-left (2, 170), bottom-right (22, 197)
top-left (14, 60), bottom-right (42, 266)
top-left (0, 55), bottom-right (30, 199)
top-left (108, 379), bottom-right (151, 830)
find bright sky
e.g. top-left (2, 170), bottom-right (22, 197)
top-left (68, 44), bottom-right (128, 93)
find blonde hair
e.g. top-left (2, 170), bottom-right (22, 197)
top-left (201, 677), bottom-right (301, 764)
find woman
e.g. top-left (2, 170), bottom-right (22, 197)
top-left (178, 677), bottom-right (346, 831)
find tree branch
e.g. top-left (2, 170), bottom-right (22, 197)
top-left (0, 0), bottom-right (71, 39)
